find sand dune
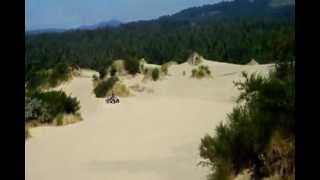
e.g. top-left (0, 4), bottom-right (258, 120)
top-left (26, 60), bottom-right (273, 180)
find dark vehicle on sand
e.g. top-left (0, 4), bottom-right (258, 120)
top-left (105, 92), bottom-right (120, 104)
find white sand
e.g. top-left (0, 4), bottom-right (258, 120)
top-left (247, 59), bottom-right (259, 65)
top-left (26, 60), bottom-right (274, 180)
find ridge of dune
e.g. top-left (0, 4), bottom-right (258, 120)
top-left (26, 60), bottom-right (274, 180)
top-left (247, 59), bottom-right (259, 65)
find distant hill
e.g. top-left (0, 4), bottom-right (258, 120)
top-left (27, 0), bottom-right (294, 33)
top-left (156, 0), bottom-right (294, 23)
top-left (26, 0), bottom-right (295, 73)
top-left (27, 28), bottom-right (65, 35)
top-left (269, 0), bottom-right (295, 8)
top-left (76, 20), bottom-right (122, 30)
top-left (26, 20), bottom-right (122, 34)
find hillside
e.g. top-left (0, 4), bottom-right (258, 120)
top-left (158, 0), bottom-right (294, 22)
top-left (76, 20), bottom-right (123, 30)
top-left (25, 0), bottom-right (294, 75)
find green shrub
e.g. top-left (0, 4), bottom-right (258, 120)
top-left (56, 114), bottom-right (64, 126)
top-left (26, 70), bottom-right (49, 90)
top-left (93, 76), bottom-right (119, 97)
top-left (191, 65), bottom-right (211, 79)
top-left (26, 65), bottom-right (72, 90)
top-left (182, 71), bottom-right (186, 76)
top-left (176, 59), bottom-right (186, 64)
top-left (55, 63), bottom-right (70, 75)
top-left (264, 132), bottom-right (295, 179)
top-left (64, 96), bottom-right (81, 114)
top-left (98, 67), bottom-right (107, 79)
top-left (92, 74), bottom-right (98, 82)
top-left (204, 159), bottom-right (233, 180)
top-left (274, 61), bottom-right (295, 81)
top-left (161, 64), bottom-right (169, 75)
top-left (33, 91), bottom-right (81, 118)
top-left (191, 69), bottom-right (197, 77)
top-left (194, 56), bottom-right (203, 65)
top-left (198, 69), bottom-right (205, 78)
top-left (48, 63), bottom-right (71, 87)
top-left (25, 96), bottom-right (52, 123)
top-left (124, 58), bottom-right (141, 75)
top-left (139, 63), bottom-right (145, 73)
top-left (152, 68), bottom-right (160, 81)
top-left (200, 65), bottom-right (211, 75)
top-left (25, 126), bottom-right (30, 140)
top-left (110, 67), bottom-right (117, 77)
top-left (25, 91), bottom-right (80, 124)
top-left (143, 68), bottom-right (148, 75)
top-left (200, 63), bottom-right (295, 179)
top-left (111, 82), bottom-right (130, 97)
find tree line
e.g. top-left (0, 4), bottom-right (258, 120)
top-left (26, 16), bottom-right (294, 76)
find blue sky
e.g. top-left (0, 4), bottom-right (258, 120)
top-left (26, 0), bottom-right (225, 30)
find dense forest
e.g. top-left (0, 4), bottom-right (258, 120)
top-left (26, 0), bottom-right (294, 81)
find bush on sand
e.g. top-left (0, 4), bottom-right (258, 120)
top-left (124, 58), bottom-right (141, 75)
top-left (93, 76), bottom-right (119, 98)
top-left (199, 62), bottom-right (295, 179)
top-left (152, 68), bottom-right (160, 81)
top-left (191, 65), bottom-right (211, 79)
top-left (32, 90), bottom-right (81, 120)
top-left (111, 81), bottom-right (131, 97)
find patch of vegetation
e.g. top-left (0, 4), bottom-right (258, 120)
top-left (96, 60), bottom-right (113, 79)
top-left (32, 91), bottom-right (81, 118)
top-left (25, 89), bottom-right (81, 132)
top-left (264, 131), bottom-right (295, 179)
top-left (25, 96), bottom-right (52, 123)
top-left (182, 71), bottom-right (186, 76)
top-left (130, 84), bottom-right (145, 93)
top-left (140, 67), bottom-right (153, 82)
top-left (152, 68), bottom-right (160, 81)
top-left (199, 62), bottom-right (295, 179)
top-left (25, 126), bottom-right (30, 140)
top-left (111, 82), bottom-right (131, 97)
top-left (26, 63), bottom-right (73, 90)
top-left (92, 74), bottom-right (98, 82)
top-left (191, 65), bottom-right (211, 79)
top-left (109, 60), bottom-right (126, 76)
top-left (110, 67), bottom-right (117, 77)
top-left (26, 69), bottom-right (49, 90)
top-left (160, 61), bottom-right (175, 75)
top-left (189, 54), bottom-right (203, 65)
top-left (161, 64), bottom-right (169, 75)
top-left (195, 57), bottom-right (202, 65)
top-left (143, 68), bottom-right (149, 75)
top-left (176, 59), bottom-right (186, 64)
top-left (124, 58), bottom-right (141, 75)
top-left (130, 83), bottom-right (154, 94)
top-left (54, 113), bottom-right (82, 126)
top-left (93, 76), bottom-right (119, 97)
top-left (48, 63), bottom-right (72, 87)
top-left (98, 67), bottom-right (107, 79)
top-left (56, 114), bottom-right (64, 126)
top-left (139, 61), bottom-right (145, 73)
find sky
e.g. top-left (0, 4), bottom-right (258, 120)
top-left (26, 0), bottom-right (225, 31)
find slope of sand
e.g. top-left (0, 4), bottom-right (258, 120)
top-left (26, 60), bottom-right (274, 180)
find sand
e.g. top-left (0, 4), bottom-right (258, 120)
top-left (25, 60), bottom-right (274, 180)
top-left (247, 59), bottom-right (259, 65)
